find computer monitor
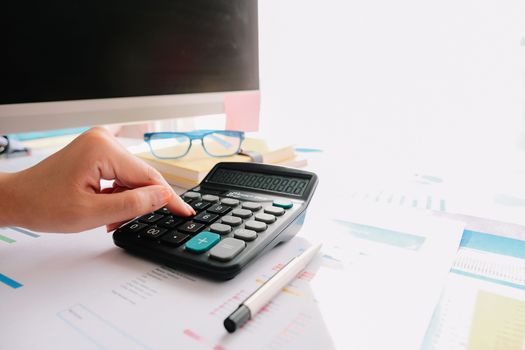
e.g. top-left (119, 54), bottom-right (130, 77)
top-left (0, 1), bottom-right (259, 134)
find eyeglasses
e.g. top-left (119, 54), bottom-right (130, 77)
top-left (144, 130), bottom-right (245, 159)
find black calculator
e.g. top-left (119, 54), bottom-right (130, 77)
top-left (113, 162), bottom-right (318, 280)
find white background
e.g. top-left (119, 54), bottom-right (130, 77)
top-left (257, 0), bottom-right (525, 174)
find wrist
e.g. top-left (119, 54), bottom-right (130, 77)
top-left (0, 172), bottom-right (23, 227)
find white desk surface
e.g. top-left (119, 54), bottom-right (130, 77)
top-left (1, 136), bottom-right (524, 350)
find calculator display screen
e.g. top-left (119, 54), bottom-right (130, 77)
top-left (208, 169), bottom-right (309, 196)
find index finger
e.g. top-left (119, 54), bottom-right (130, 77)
top-left (99, 138), bottom-right (195, 217)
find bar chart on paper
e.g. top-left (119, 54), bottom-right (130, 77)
top-left (0, 227), bottom-right (40, 244)
top-left (0, 227), bottom-right (40, 289)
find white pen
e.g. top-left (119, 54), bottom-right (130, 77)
top-left (224, 243), bottom-right (322, 333)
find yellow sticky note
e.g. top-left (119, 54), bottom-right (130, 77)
top-left (467, 290), bottom-right (525, 350)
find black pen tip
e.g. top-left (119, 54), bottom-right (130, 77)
top-left (224, 317), bottom-right (237, 333)
top-left (223, 305), bottom-right (251, 333)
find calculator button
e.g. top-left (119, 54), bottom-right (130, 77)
top-left (221, 216), bottom-right (243, 227)
top-left (272, 199), bottom-right (293, 209)
top-left (202, 194), bottom-right (220, 203)
top-left (160, 232), bottom-right (189, 247)
top-left (242, 202), bottom-right (262, 211)
top-left (138, 213), bottom-right (164, 224)
top-left (193, 212), bottom-right (219, 224)
top-left (234, 228), bottom-right (257, 241)
top-left (141, 226), bottom-right (167, 239)
top-left (155, 207), bottom-right (172, 215)
top-left (232, 209), bottom-right (252, 219)
top-left (177, 221), bottom-right (205, 234)
top-left (221, 198), bottom-right (240, 206)
top-left (264, 206), bottom-right (285, 216)
top-left (157, 216), bottom-right (184, 229)
top-left (210, 223), bottom-right (232, 235)
top-left (183, 192), bottom-right (201, 201)
top-left (191, 201), bottom-right (211, 211)
top-left (254, 213), bottom-right (276, 224)
top-left (209, 238), bottom-right (246, 262)
top-left (121, 221), bottom-right (147, 234)
top-left (207, 204), bottom-right (232, 215)
top-left (244, 220), bottom-right (267, 232)
top-left (185, 231), bottom-right (221, 253)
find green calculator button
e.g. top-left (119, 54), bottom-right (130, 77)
top-left (272, 199), bottom-right (293, 209)
top-left (185, 231), bottom-right (221, 253)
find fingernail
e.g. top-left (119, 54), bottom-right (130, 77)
top-left (155, 187), bottom-right (171, 205)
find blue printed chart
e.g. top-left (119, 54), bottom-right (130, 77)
top-left (422, 230), bottom-right (525, 350)
top-left (0, 227), bottom-right (40, 289)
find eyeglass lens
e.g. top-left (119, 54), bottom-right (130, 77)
top-left (202, 132), bottom-right (242, 157)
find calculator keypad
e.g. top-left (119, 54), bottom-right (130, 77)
top-left (122, 191), bottom-right (293, 261)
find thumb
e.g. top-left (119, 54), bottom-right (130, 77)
top-left (91, 185), bottom-right (172, 226)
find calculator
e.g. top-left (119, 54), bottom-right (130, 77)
top-left (113, 162), bottom-right (318, 280)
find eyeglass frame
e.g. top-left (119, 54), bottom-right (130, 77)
top-left (143, 129), bottom-right (245, 160)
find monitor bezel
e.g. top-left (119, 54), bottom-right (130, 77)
top-left (0, 90), bottom-right (258, 134)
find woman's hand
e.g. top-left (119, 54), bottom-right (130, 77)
top-left (0, 127), bottom-right (195, 233)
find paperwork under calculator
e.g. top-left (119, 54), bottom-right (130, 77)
top-left (0, 205), bottom-right (463, 350)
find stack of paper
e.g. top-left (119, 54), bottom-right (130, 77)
top-left (137, 137), bottom-right (306, 188)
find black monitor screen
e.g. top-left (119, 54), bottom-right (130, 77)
top-left (1, 0), bottom-right (259, 104)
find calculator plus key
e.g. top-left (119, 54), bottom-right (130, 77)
top-left (185, 231), bottom-right (221, 253)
